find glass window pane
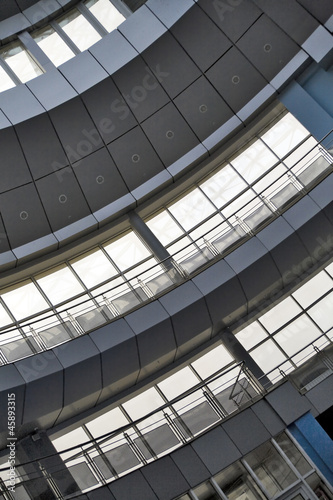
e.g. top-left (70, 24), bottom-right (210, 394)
top-left (261, 113), bottom-right (309, 158)
top-left (58, 9), bottom-right (101, 51)
top-left (122, 387), bottom-right (164, 421)
top-left (0, 66), bottom-right (15, 92)
top-left (70, 249), bottom-right (117, 288)
top-left (192, 344), bottom-right (234, 379)
top-left (0, 41), bottom-right (43, 82)
top-left (221, 188), bottom-right (255, 220)
top-left (231, 139), bottom-right (277, 184)
top-left (215, 461), bottom-right (266, 500)
top-left (146, 210), bottom-right (183, 245)
top-left (236, 321), bottom-right (268, 350)
top-left (201, 164), bottom-right (247, 209)
top-left (275, 433), bottom-right (312, 476)
top-left (283, 136), bottom-right (318, 168)
top-left (85, 0), bottom-right (125, 32)
top-left (259, 297), bottom-right (302, 334)
top-left (193, 481), bottom-right (221, 500)
top-left (292, 271), bottom-right (332, 308)
top-left (52, 427), bottom-right (88, 455)
top-left (104, 232), bottom-right (151, 271)
top-left (37, 266), bottom-right (85, 305)
top-left (245, 441), bottom-right (298, 496)
top-left (33, 25), bottom-right (75, 66)
top-left (253, 163), bottom-right (289, 194)
top-left (0, 302), bottom-right (13, 328)
top-left (86, 407), bottom-right (129, 438)
top-left (274, 315), bottom-right (323, 358)
top-left (1, 281), bottom-right (49, 320)
top-left (189, 213), bottom-right (225, 244)
top-left (251, 339), bottom-right (287, 374)
top-left (168, 188), bottom-right (216, 231)
top-left (158, 367), bottom-right (200, 400)
top-left (308, 292), bottom-right (333, 332)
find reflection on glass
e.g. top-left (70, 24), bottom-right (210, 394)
top-left (292, 271), bottom-right (332, 309)
top-left (274, 315), bottom-right (322, 358)
top-left (158, 367), bottom-right (199, 400)
top-left (193, 481), bottom-right (221, 500)
top-left (215, 461), bottom-right (266, 500)
top-left (85, 0), bottom-right (125, 32)
top-left (231, 139), bottom-right (277, 184)
top-left (275, 433), bottom-right (312, 476)
top-left (236, 321), bottom-right (268, 350)
top-left (169, 188), bottom-right (216, 231)
top-left (104, 232), bottom-right (151, 271)
top-left (147, 210), bottom-right (183, 245)
top-left (58, 9), bottom-right (101, 51)
top-left (37, 266), bottom-right (84, 305)
top-left (201, 164), bottom-right (247, 209)
top-left (250, 339), bottom-right (287, 374)
top-left (0, 66), bottom-right (15, 92)
top-left (0, 41), bottom-right (43, 82)
top-left (1, 281), bottom-right (49, 321)
top-left (259, 297), bottom-right (302, 334)
top-left (261, 113), bottom-right (309, 158)
top-left (33, 25), bottom-right (75, 66)
top-left (71, 249), bottom-right (117, 288)
top-left (245, 441), bottom-right (298, 496)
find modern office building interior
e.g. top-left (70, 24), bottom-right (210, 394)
top-left (0, 0), bottom-right (333, 499)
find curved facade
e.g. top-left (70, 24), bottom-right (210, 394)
top-left (0, 1), bottom-right (333, 499)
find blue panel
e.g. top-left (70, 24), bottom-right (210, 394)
top-left (288, 412), bottom-right (333, 485)
top-left (279, 81), bottom-right (333, 145)
top-left (303, 65), bottom-right (333, 118)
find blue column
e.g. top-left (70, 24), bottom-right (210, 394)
top-left (288, 412), bottom-right (333, 486)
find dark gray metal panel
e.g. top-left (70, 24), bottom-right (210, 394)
top-left (36, 167), bottom-right (91, 232)
top-left (197, 0), bottom-right (261, 42)
top-left (146, 0), bottom-right (194, 29)
top-left (192, 259), bottom-right (247, 332)
top-left (304, 374), bottom-right (333, 413)
top-left (23, 0), bottom-right (62, 25)
top-left (141, 102), bottom-right (199, 167)
top-left (0, 126), bottom-right (32, 193)
top-left (82, 76), bottom-right (137, 145)
top-left (225, 238), bottom-right (283, 311)
top-left (117, 5), bottom-right (167, 53)
top-left (88, 30), bottom-right (138, 75)
top-left (158, 281), bottom-right (212, 358)
top-left (174, 76), bottom-right (234, 142)
top-left (265, 381), bottom-right (312, 425)
top-left (107, 126), bottom-right (165, 191)
top-left (283, 195), bottom-right (322, 230)
top-left (15, 113), bottom-right (68, 180)
top-left (89, 319), bottom-right (140, 402)
top-left (87, 486), bottom-right (116, 500)
top-left (15, 352), bottom-right (63, 432)
top-left (59, 52), bottom-right (109, 94)
top-left (48, 96), bottom-right (103, 162)
top-left (237, 15), bottom-right (300, 81)
top-left (109, 470), bottom-right (157, 500)
top-left (251, 399), bottom-right (286, 436)
top-left (171, 445), bottom-right (210, 488)
top-left (143, 31), bottom-right (201, 99)
top-left (0, 184), bottom-right (51, 248)
top-left (191, 426), bottom-right (241, 474)
top-left (171, 4), bottom-right (232, 72)
top-left (295, 211), bottom-right (333, 265)
top-left (0, 365), bottom-right (25, 448)
top-left (222, 408), bottom-right (271, 455)
top-left (26, 69), bottom-right (77, 110)
top-left (309, 173), bottom-right (333, 211)
top-left (125, 301), bottom-right (176, 380)
top-left (0, 85), bottom-right (44, 124)
top-left (0, 12), bottom-right (30, 40)
top-left (253, 0), bottom-right (318, 44)
top-left (296, 0), bottom-right (333, 24)
top-left (0, 1), bottom-right (20, 21)
top-left (54, 336), bottom-right (102, 423)
top-left (206, 47), bottom-right (267, 113)
top-left (112, 55), bottom-right (169, 123)
top-left (73, 148), bottom-right (129, 213)
top-left (141, 456), bottom-right (189, 500)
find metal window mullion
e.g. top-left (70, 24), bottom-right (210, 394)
top-left (111, 0), bottom-right (132, 17)
top-left (0, 56), bottom-right (21, 85)
top-left (77, 2), bottom-right (108, 36)
top-left (210, 477), bottom-right (230, 500)
top-left (49, 20), bottom-right (81, 55)
top-left (241, 458), bottom-right (272, 500)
